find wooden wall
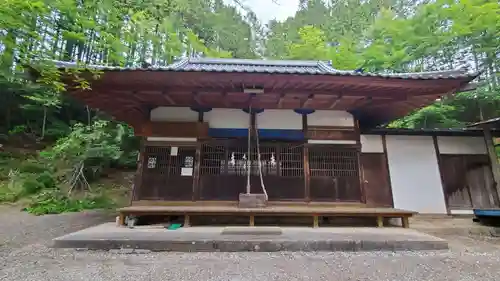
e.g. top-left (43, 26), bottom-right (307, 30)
top-left (359, 135), bottom-right (393, 207)
top-left (361, 153), bottom-right (393, 207)
top-left (436, 135), bottom-right (498, 212)
top-left (439, 154), bottom-right (497, 210)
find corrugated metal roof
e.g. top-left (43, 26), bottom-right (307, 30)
top-left (53, 57), bottom-right (478, 80)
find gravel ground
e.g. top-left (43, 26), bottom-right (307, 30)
top-left (1, 206), bottom-right (500, 281)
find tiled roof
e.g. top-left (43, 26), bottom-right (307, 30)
top-left (467, 117), bottom-right (500, 128)
top-left (54, 57), bottom-right (478, 80)
top-left (364, 128), bottom-right (496, 136)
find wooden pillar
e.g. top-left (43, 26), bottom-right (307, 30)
top-left (355, 119), bottom-right (365, 203)
top-left (192, 111), bottom-right (204, 201)
top-left (302, 114), bottom-right (310, 201)
top-left (131, 137), bottom-right (146, 204)
top-left (432, 135), bottom-right (450, 214)
top-left (483, 127), bottom-right (500, 204)
top-left (376, 216), bottom-right (383, 227)
top-left (304, 146), bottom-right (311, 202)
top-left (356, 148), bottom-right (365, 203)
top-left (312, 215), bottom-right (319, 228)
top-left (118, 213), bottom-right (126, 226)
top-left (249, 215), bottom-right (255, 226)
top-left (401, 216), bottom-right (410, 228)
top-left (192, 141), bottom-right (202, 201)
top-left (381, 134), bottom-right (394, 207)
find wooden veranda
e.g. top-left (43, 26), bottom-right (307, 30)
top-left (118, 201), bottom-right (415, 228)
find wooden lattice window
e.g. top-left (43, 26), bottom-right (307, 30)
top-left (200, 142), bottom-right (303, 177)
top-left (309, 147), bottom-right (359, 177)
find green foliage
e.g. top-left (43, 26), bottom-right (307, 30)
top-left (0, 0), bottom-right (499, 212)
top-left (24, 190), bottom-right (114, 215)
top-left (40, 120), bottom-right (136, 182)
top-left (0, 0), bottom-right (261, 214)
top-left (265, 0), bottom-right (500, 127)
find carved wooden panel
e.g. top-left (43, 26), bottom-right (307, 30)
top-left (137, 121), bottom-right (209, 138)
top-left (306, 126), bottom-right (358, 141)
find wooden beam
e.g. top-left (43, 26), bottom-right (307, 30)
top-left (277, 93), bottom-right (286, 108)
top-left (328, 95), bottom-right (342, 109)
top-left (89, 83), bottom-right (458, 98)
top-left (193, 92), bottom-right (202, 105)
top-left (221, 92), bottom-right (231, 107)
top-left (301, 94), bottom-right (314, 108)
top-left (162, 91), bottom-right (176, 105)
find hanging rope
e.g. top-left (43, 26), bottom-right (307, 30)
top-left (244, 102), bottom-right (268, 200)
top-left (254, 113), bottom-right (268, 201)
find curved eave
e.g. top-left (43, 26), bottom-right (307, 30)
top-left (52, 60), bottom-right (479, 81)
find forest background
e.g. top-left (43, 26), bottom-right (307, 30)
top-left (0, 0), bottom-right (498, 214)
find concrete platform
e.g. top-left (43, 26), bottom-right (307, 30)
top-left (53, 223), bottom-right (448, 252)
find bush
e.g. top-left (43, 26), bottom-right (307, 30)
top-left (19, 160), bottom-right (49, 174)
top-left (0, 190), bottom-right (20, 202)
top-left (36, 171), bottom-right (56, 189)
top-left (24, 190), bottom-right (115, 215)
top-left (21, 178), bottom-right (45, 195)
top-left (116, 150), bottom-right (138, 169)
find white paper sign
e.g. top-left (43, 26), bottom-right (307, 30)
top-left (181, 167), bottom-right (193, 176)
top-left (170, 146), bottom-right (178, 156)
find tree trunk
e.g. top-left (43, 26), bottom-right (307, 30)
top-left (41, 107), bottom-right (47, 140)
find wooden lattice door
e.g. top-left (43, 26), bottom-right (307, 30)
top-left (140, 145), bottom-right (196, 200)
top-left (198, 140), bottom-right (304, 201)
top-left (308, 146), bottom-right (361, 201)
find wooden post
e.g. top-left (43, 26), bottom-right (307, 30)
top-left (303, 114), bottom-right (311, 201)
top-left (184, 214), bottom-right (191, 227)
top-left (432, 135), bottom-right (450, 214)
top-left (313, 215), bottom-right (319, 228)
top-left (483, 127), bottom-right (500, 204)
top-left (356, 148), bottom-right (365, 203)
top-left (192, 142), bottom-right (202, 201)
top-left (304, 146), bottom-right (311, 201)
top-left (376, 216), bottom-right (383, 227)
top-left (355, 118), bottom-right (365, 203)
top-left (131, 137), bottom-right (146, 204)
top-left (401, 216), bottom-right (409, 228)
top-left (118, 213), bottom-right (126, 226)
top-left (381, 134), bottom-right (394, 207)
top-left (249, 215), bottom-right (255, 226)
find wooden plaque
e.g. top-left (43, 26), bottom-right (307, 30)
top-left (137, 121), bottom-right (209, 138)
top-left (306, 126), bottom-right (358, 141)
